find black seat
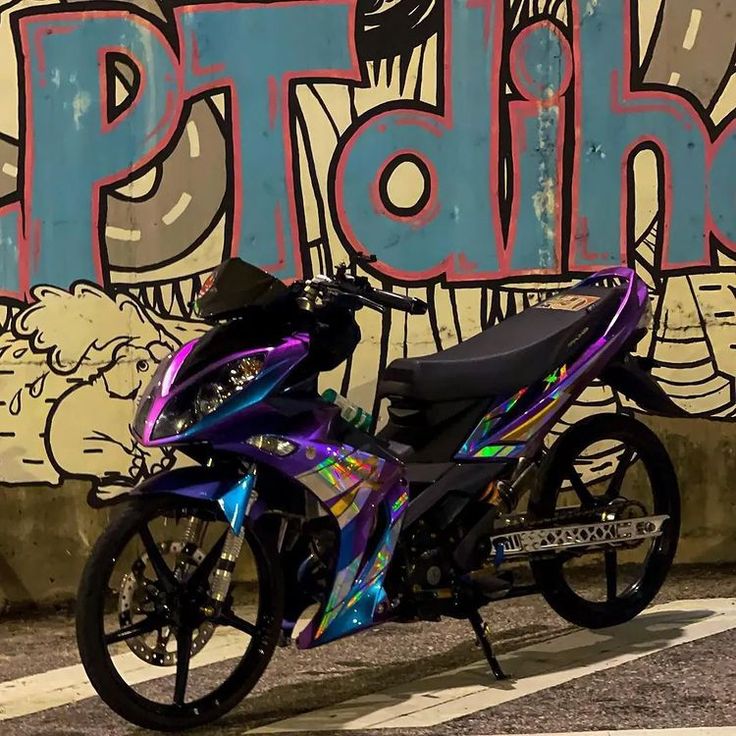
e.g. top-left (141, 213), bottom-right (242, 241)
top-left (378, 285), bottom-right (623, 402)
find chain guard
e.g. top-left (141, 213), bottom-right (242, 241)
top-left (490, 500), bottom-right (666, 559)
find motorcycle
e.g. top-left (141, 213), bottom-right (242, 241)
top-left (76, 256), bottom-right (682, 731)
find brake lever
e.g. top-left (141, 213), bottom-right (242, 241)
top-left (354, 295), bottom-right (385, 313)
top-left (330, 288), bottom-right (384, 313)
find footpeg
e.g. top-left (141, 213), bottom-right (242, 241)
top-left (462, 568), bottom-right (513, 600)
top-left (468, 609), bottom-right (508, 680)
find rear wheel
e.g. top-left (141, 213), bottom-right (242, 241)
top-left (528, 413), bottom-right (680, 629)
top-left (76, 495), bottom-right (283, 731)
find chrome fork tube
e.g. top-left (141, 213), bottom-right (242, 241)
top-left (183, 516), bottom-right (206, 546)
top-left (210, 529), bottom-right (245, 605)
top-left (174, 516), bottom-right (207, 581)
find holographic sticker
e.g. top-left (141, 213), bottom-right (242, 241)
top-left (297, 448), bottom-right (385, 526)
top-left (543, 364), bottom-right (567, 388)
top-left (459, 387), bottom-right (527, 456)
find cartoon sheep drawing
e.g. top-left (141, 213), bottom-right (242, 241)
top-left (0, 282), bottom-right (206, 503)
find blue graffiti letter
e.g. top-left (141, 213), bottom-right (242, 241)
top-left (572, 0), bottom-right (708, 269)
top-left (507, 21), bottom-right (571, 272)
top-left (177, 1), bottom-right (359, 281)
top-left (0, 205), bottom-right (21, 296)
top-left (20, 11), bottom-right (181, 288)
top-left (334, 0), bottom-right (505, 281)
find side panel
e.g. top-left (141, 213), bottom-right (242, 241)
top-left (456, 268), bottom-right (648, 460)
top-left (214, 416), bottom-right (409, 647)
top-left (280, 443), bottom-right (407, 648)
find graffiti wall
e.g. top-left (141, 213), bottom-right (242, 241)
top-left (0, 0), bottom-right (734, 503)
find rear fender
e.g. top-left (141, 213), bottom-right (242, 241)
top-left (602, 354), bottom-right (686, 418)
top-left (131, 466), bottom-right (256, 535)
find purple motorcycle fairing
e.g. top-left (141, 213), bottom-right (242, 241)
top-left (134, 332), bottom-right (409, 649)
top-left (135, 334), bottom-right (310, 446)
top-left (133, 438), bottom-right (407, 649)
top-left (455, 267), bottom-right (648, 461)
top-left (130, 266), bottom-right (648, 651)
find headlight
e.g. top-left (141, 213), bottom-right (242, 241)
top-left (195, 356), bottom-right (264, 417)
top-left (151, 354), bottom-right (265, 440)
top-left (247, 434), bottom-right (298, 457)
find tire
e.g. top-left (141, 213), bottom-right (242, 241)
top-left (76, 495), bottom-right (284, 731)
top-left (528, 413), bottom-right (680, 629)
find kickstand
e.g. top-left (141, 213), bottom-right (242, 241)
top-left (468, 609), bottom-right (508, 681)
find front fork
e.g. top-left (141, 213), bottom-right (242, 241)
top-left (210, 530), bottom-right (245, 607)
top-left (206, 465), bottom-right (258, 612)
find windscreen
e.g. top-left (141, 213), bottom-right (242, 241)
top-left (193, 258), bottom-right (289, 320)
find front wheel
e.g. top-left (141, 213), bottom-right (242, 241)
top-left (528, 413), bottom-right (680, 629)
top-left (76, 495), bottom-right (283, 731)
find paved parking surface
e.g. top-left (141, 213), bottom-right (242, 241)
top-left (1, 565), bottom-right (735, 736)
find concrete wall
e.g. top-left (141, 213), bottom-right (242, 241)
top-left (0, 0), bottom-right (735, 606)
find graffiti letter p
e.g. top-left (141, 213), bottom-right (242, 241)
top-left (19, 11), bottom-right (182, 290)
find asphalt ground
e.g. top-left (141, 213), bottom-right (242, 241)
top-left (1, 565), bottom-right (735, 736)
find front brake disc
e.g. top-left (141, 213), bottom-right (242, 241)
top-left (118, 541), bottom-right (216, 666)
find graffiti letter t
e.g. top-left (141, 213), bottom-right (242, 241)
top-left (177, 1), bottom-right (360, 281)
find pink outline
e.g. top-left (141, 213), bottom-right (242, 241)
top-left (0, 202), bottom-right (26, 300)
top-left (98, 46), bottom-right (147, 135)
top-left (175, 0), bottom-right (361, 283)
top-left (19, 11), bottom-right (184, 297)
top-left (33, 24), bottom-right (77, 87)
top-left (265, 201), bottom-right (287, 271)
top-left (569, 0), bottom-right (711, 272)
top-left (509, 21), bottom-right (573, 101)
top-left (334, 0), bottom-right (507, 283)
top-left (191, 32), bottom-right (226, 78)
top-left (267, 74), bottom-right (279, 130)
top-left (467, 0), bottom-right (494, 46)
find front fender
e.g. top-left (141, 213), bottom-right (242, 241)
top-left (131, 465), bottom-right (256, 535)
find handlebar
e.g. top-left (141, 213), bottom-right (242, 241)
top-left (368, 287), bottom-right (428, 315)
top-left (296, 272), bottom-right (428, 315)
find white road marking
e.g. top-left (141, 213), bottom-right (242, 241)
top-left (1, 162), bottom-right (17, 178)
top-left (0, 603), bottom-right (268, 721)
top-left (466, 730), bottom-right (736, 736)
top-left (0, 629), bottom-right (247, 721)
top-left (105, 225), bottom-right (142, 242)
top-left (668, 71), bottom-right (681, 86)
top-left (186, 120), bottom-right (201, 158)
top-left (162, 191), bottom-right (192, 225)
top-left (249, 599), bottom-right (736, 733)
top-left (682, 8), bottom-right (703, 50)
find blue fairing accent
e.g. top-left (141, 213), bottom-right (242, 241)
top-left (132, 467), bottom-right (254, 532)
top-left (217, 471), bottom-right (256, 535)
top-left (132, 467), bottom-right (238, 501)
top-left (132, 467), bottom-right (256, 534)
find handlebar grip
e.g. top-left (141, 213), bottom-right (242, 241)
top-left (371, 288), bottom-right (428, 315)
